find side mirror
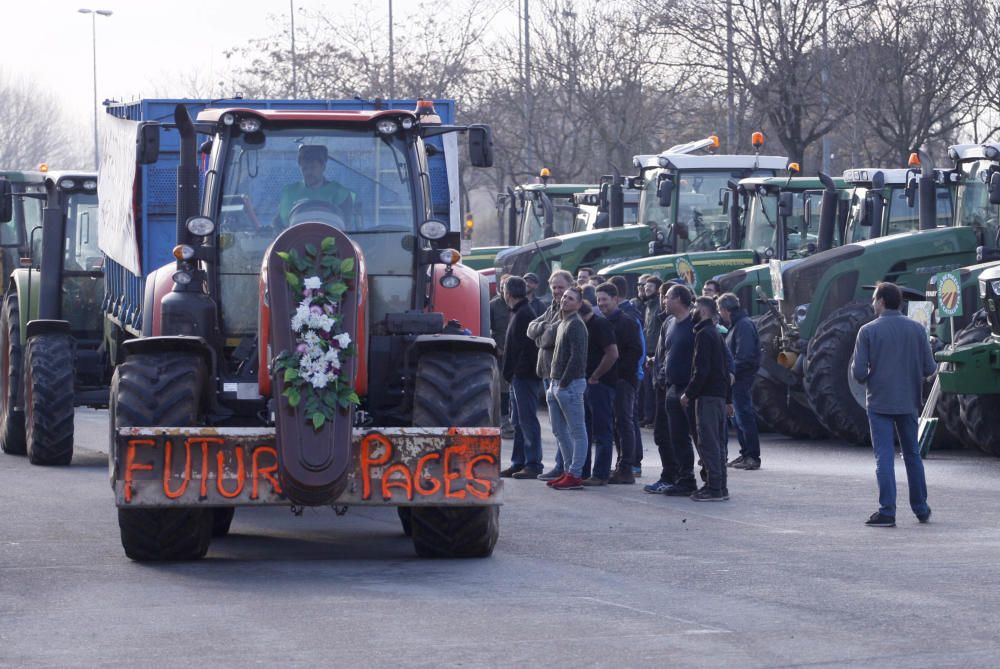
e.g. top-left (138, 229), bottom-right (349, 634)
top-left (871, 170), bottom-right (886, 190)
top-left (674, 221), bottom-right (689, 240)
top-left (657, 175), bottom-right (675, 207)
top-left (720, 190), bottom-right (730, 214)
top-left (598, 183), bottom-right (609, 212)
top-left (136, 122), bottom-right (160, 165)
top-left (989, 171), bottom-right (1000, 206)
top-left (905, 177), bottom-right (917, 208)
top-left (0, 178), bottom-right (11, 224)
top-left (778, 191), bottom-right (794, 218)
top-left (467, 125), bottom-right (494, 168)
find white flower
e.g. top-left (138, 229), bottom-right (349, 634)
top-left (291, 304), bottom-right (311, 332)
top-left (304, 276), bottom-right (322, 290)
top-left (334, 333), bottom-right (352, 348)
top-left (309, 372), bottom-right (329, 389)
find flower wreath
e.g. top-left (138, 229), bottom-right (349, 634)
top-left (273, 236), bottom-right (360, 430)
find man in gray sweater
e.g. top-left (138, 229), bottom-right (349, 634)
top-left (546, 287), bottom-right (590, 490)
top-left (852, 282), bottom-right (937, 527)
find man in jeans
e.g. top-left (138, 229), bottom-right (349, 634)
top-left (547, 287), bottom-right (590, 490)
top-left (596, 282), bottom-right (643, 484)
top-left (852, 282), bottom-right (936, 527)
top-left (580, 298), bottom-right (619, 486)
top-left (501, 276), bottom-right (544, 479)
top-left (681, 297), bottom-right (732, 501)
top-left (490, 275), bottom-right (514, 439)
top-left (718, 292), bottom-right (762, 470)
top-left (528, 270), bottom-right (575, 481)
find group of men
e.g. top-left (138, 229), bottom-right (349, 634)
top-left (490, 266), bottom-right (764, 501)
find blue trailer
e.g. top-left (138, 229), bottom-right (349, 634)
top-left (102, 98), bottom-right (458, 341)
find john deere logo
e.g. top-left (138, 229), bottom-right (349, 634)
top-left (675, 257), bottom-right (698, 287)
top-left (935, 270), bottom-right (963, 318)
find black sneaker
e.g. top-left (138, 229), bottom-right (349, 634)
top-left (691, 488), bottom-right (725, 502)
top-left (722, 488), bottom-right (730, 500)
top-left (917, 509), bottom-right (932, 524)
top-left (512, 467), bottom-right (543, 480)
top-left (663, 484), bottom-right (697, 497)
top-left (865, 512), bottom-right (896, 527)
top-left (726, 456), bottom-right (745, 468)
top-left (537, 468), bottom-right (564, 482)
top-left (738, 456), bottom-right (761, 471)
top-left (499, 465), bottom-right (524, 478)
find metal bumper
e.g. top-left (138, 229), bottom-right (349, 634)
top-left (115, 427), bottom-right (502, 508)
top-left (936, 341), bottom-right (1000, 394)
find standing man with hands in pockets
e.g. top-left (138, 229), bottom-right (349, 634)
top-left (852, 282), bottom-right (937, 528)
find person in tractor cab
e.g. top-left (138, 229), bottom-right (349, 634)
top-left (276, 144), bottom-right (358, 228)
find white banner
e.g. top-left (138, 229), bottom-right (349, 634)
top-left (98, 115), bottom-right (142, 276)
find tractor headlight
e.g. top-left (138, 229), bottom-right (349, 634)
top-left (172, 270), bottom-right (193, 286)
top-left (440, 273), bottom-right (461, 289)
top-left (980, 279), bottom-right (988, 299)
top-left (222, 113), bottom-right (235, 126)
top-left (400, 117), bottom-right (414, 130)
top-left (376, 119), bottom-right (399, 135)
top-left (794, 303), bottom-right (810, 325)
top-left (239, 117), bottom-right (262, 133)
top-left (186, 216), bottom-right (215, 236)
top-left (419, 219), bottom-right (448, 240)
top-left (59, 179), bottom-right (76, 190)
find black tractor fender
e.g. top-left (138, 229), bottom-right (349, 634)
top-left (25, 319), bottom-right (71, 340)
top-left (121, 336), bottom-right (217, 378)
top-left (413, 334), bottom-right (497, 358)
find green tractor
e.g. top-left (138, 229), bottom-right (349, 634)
top-left (463, 175), bottom-right (593, 270)
top-left (0, 171), bottom-right (106, 465)
top-left (745, 157), bottom-right (974, 445)
top-left (571, 176), bottom-right (641, 233)
top-left (497, 136), bottom-right (788, 298)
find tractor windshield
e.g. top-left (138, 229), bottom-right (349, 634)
top-left (956, 160), bottom-right (1000, 246)
top-left (517, 192), bottom-right (576, 245)
top-left (845, 184), bottom-right (954, 242)
top-left (215, 126), bottom-right (418, 336)
top-left (746, 189), bottom-right (825, 259)
top-left (676, 171), bottom-right (736, 251)
top-left (61, 191), bottom-right (103, 338)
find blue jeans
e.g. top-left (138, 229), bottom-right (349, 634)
top-left (510, 376), bottom-right (543, 469)
top-left (586, 382), bottom-right (616, 479)
top-left (732, 375), bottom-right (760, 460)
top-left (868, 410), bottom-right (929, 518)
top-left (548, 378), bottom-right (589, 478)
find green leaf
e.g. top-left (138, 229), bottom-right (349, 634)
top-left (321, 237), bottom-right (336, 252)
top-left (311, 412), bottom-right (326, 430)
top-left (305, 243), bottom-right (318, 258)
top-left (347, 391), bottom-right (360, 405)
top-left (330, 282), bottom-right (347, 297)
top-left (285, 387), bottom-right (300, 407)
top-left (340, 257), bottom-right (355, 273)
top-left (285, 271), bottom-right (301, 290)
top-left (283, 368), bottom-right (299, 382)
top-left (276, 251), bottom-right (290, 262)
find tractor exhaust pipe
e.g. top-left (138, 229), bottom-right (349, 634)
top-left (609, 165), bottom-right (624, 229)
top-left (817, 172), bottom-right (838, 252)
top-left (917, 150), bottom-right (937, 231)
top-left (174, 104), bottom-right (200, 247)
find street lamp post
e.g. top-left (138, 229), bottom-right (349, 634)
top-left (79, 8), bottom-right (113, 170)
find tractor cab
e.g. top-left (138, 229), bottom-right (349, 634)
top-left (571, 174), bottom-right (641, 233)
top-left (841, 165), bottom-right (954, 243)
top-left (0, 170), bottom-right (46, 285)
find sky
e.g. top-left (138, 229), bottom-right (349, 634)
top-left (0, 0), bottom-right (411, 119)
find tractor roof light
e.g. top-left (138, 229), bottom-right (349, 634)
top-left (985, 145), bottom-right (1000, 161)
top-left (221, 113), bottom-right (235, 126)
top-left (539, 167), bottom-right (551, 178)
top-left (376, 119), bottom-right (399, 135)
top-left (415, 99), bottom-right (436, 116)
top-left (908, 152), bottom-right (921, 167)
top-left (186, 216), bottom-right (215, 236)
top-left (400, 116), bottom-right (414, 130)
top-left (38, 163), bottom-right (49, 173)
top-left (59, 179), bottom-right (76, 190)
top-left (751, 132), bottom-right (765, 149)
top-left (239, 117), bottom-right (262, 133)
top-left (788, 162), bottom-right (801, 174)
top-left (708, 135), bottom-right (721, 150)
top-left (439, 249), bottom-right (461, 265)
top-left (172, 244), bottom-right (196, 261)
top-left (83, 179), bottom-right (97, 191)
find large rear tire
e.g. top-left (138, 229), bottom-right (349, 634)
top-left (24, 333), bottom-right (76, 466)
top-left (0, 293), bottom-right (25, 455)
top-left (803, 302), bottom-right (874, 445)
top-left (935, 319), bottom-right (990, 451)
top-left (752, 313), bottom-right (828, 440)
top-left (409, 350), bottom-right (500, 558)
top-left (113, 352), bottom-right (213, 561)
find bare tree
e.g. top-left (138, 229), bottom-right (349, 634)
top-left (0, 71), bottom-right (89, 170)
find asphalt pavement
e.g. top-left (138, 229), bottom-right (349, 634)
top-left (3, 408), bottom-right (1000, 668)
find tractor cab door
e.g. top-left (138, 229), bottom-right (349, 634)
top-left (59, 190), bottom-right (104, 342)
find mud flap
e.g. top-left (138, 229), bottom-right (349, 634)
top-left (266, 223), bottom-right (364, 505)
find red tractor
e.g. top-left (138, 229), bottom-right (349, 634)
top-left (108, 102), bottom-right (501, 560)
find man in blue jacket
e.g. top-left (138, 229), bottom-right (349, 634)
top-left (719, 293), bottom-right (762, 470)
top-left (852, 282), bottom-right (936, 527)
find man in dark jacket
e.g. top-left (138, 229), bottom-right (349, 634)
top-left (501, 276), bottom-right (545, 478)
top-left (523, 272), bottom-right (546, 316)
top-left (852, 282), bottom-right (936, 527)
top-left (596, 282), bottom-right (643, 484)
top-left (490, 275), bottom-right (514, 438)
top-left (719, 292), bottom-right (762, 470)
top-left (580, 299), bottom-right (619, 485)
top-left (681, 296), bottom-right (732, 501)
top-left (609, 275), bottom-right (647, 474)
top-left (640, 276), bottom-right (664, 426)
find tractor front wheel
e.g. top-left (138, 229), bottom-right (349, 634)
top-left (113, 352), bottom-right (212, 561)
top-left (409, 350), bottom-right (500, 558)
top-left (751, 313), bottom-right (828, 440)
top-left (0, 293), bottom-right (25, 455)
top-left (24, 333), bottom-right (76, 466)
top-left (934, 318), bottom-right (991, 451)
top-left (803, 302), bottom-right (874, 445)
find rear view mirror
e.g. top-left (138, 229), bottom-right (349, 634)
top-left (136, 122), bottom-right (160, 165)
top-left (990, 171), bottom-right (1000, 206)
top-left (871, 170), bottom-right (886, 191)
top-left (778, 192), bottom-right (794, 218)
top-left (0, 178), bottom-right (11, 224)
top-left (720, 190), bottom-right (730, 214)
top-left (803, 196), bottom-right (812, 225)
top-left (905, 177), bottom-right (917, 208)
top-left (467, 125), bottom-right (494, 168)
top-left (657, 175), bottom-right (674, 207)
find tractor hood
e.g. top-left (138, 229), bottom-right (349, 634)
top-left (495, 225), bottom-right (651, 278)
top-left (600, 248), bottom-right (757, 292)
